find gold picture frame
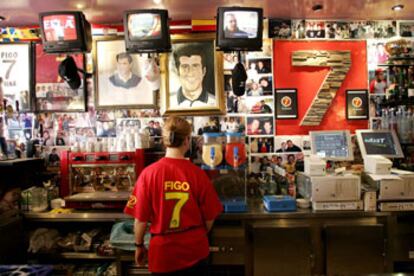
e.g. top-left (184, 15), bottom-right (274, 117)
top-left (93, 37), bottom-right (158, 110)
top-left (160, 33), bottom-right (225, 116)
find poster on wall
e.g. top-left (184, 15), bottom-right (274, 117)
top-left (95, 38), bottom-right (158, 110)
top-left (35, 43), bottom-right (86, 112)
top-left (346, 90), bottom-right (369, 120)
top-left (0, 42), bottom-right (33, 111)
top-left (275, 89), bottom-right (298, 119)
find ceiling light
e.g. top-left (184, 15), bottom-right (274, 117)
top-left (392, 4), bottom-right (404, 11)
top-left (312, 4), bottom-right (323, 12)
top-left (153, 0), bottom-right (162, 4)
top-left (0, 16), bottom-right (5, 22)
top-left (76, 3), bottom-right (85, 9)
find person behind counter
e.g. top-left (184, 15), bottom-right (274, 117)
top-left (124, 116), bottom-right (223, 275)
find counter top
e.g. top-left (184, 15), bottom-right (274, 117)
top-left (23, 200), bottom-right (397, 222)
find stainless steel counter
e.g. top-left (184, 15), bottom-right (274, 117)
top-left (23, 200), bottom-right (393, 222)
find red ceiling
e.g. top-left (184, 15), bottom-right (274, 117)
top-left (0, 0), bottom-right (413, 27)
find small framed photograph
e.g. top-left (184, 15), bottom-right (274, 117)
top-left (275, 88), bottom-right (298, 119)
top-left (246, 116), bottom-right (274, 136)
top-left (35, 43), bottom-right (86, 112)
top-left (346, 89), bottom-right (369, 120)
top-left (325, 22), bottom-right (350, 39)
top-left (219, 116), bottom-right (246, 134)
top-left (250, 137), bottom-right (275, 154)
top-left (269, 19), bottom-right (292, 39)
top-left (274, 135), bottom-right (303, 153)
top-left (0, 42), bottom-right (34, 112)
top-left (160, 33), bottom-right (225, 116)
top-left (246, 96), bottom-right (273, 114)
top-left (305, 21), bottom-right (326, 38)
top-left (399, 21), bottom-right (414, 37)
top-left (94, 38), bottom-right (158, 109)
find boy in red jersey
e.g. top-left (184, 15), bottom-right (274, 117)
top-left (124, 116), bottom-right (223, 275)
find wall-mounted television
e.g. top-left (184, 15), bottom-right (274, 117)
top-left (216, 7), bottom-right (263, 51)
top-left (39, 11), bottom-right (92, 53)
top-left (309, 130), bottom-right (354, 161)
top-left (124, 9), bottom-right (171, 53)
top-left (356, 129), bottom-right (404, 158)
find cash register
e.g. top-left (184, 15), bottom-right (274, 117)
top-left (357, 129), bottom-right (414, 211)
top-left (297, 130), bottom-right (362, 210)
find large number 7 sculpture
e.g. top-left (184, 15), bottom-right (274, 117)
top-left (292, 50), bottom-right (351, 126)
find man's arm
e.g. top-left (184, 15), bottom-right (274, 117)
top-left (205, 219), bottom-right (215, 233)
top-left (134, 218), bottom-right (147, 244)
top-left (134, 219), bottom-right (148, 266)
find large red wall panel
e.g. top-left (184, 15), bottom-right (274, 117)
top-left (274, 40), bottom-right (368, 135)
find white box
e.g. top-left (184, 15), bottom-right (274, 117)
top-left (363, 191), bottom-right (377, 212)
top-left (297, 173), bottom-right (361, 202)
top-left (364, 155), bottom-right (392, 175)
top-left (304, 157), bottom-right (326, 176)
top-left (365, 174), bottom-right (406, 201)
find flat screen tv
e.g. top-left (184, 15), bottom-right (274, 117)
top-left (39, 11), bottom-right (92, 53)
top-left (309, 130), bottom-right (354, 161)
top-left (356, 129), bottom-right (404, 158)
top-left (124, 9), bottom-right (171, 53)
top-left (216, 7), bottom-right (263, 51)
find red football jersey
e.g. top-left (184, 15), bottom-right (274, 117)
top-left (124, 157), bottom-right (223, 273)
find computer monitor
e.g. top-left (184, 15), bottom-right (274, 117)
top-left (216, 7), bottom-right (263, 51)
top-left (39, 11), bottom-right (92, 53)
top-left (309, 130), bottom-right (354, 161)
top-left (124, 9), bottom-right (171, 53)
top-left (356, 129), bottom-right (404, 158)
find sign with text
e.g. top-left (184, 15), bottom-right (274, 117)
top-left (0, 43), bottom-right (32, 111)
top-left (275, 88), bottom-right (298, 119)
top-left (346, 89), bottom-right (368, 120)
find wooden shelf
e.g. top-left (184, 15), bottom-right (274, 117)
top-left (30, 252), bottom-right (115, 260)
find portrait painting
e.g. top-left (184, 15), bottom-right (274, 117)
top-left (0, 42), bottom-right (33, 112)
top-left (94, 38), bottom-right (158, 109)
top-left (160, 33), bottom-right (225, 116)
top-left (35, 43), bottom-right (86, 112)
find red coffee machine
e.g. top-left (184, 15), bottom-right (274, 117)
top-left (60, 149), bottom-right (145, 209)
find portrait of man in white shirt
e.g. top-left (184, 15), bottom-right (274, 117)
top-left (169, 42), bottom-right (216, 109)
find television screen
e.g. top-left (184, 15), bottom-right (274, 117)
top-left (39, 11), bottom-right (92, 53)
top-left (356, 129), bottom-right (404, 158)
top-left (216, 7), bottom-right (263, 51)
top-left (42, 14), bottom-right (78, 41)
top-left (310, 130), bottom-right (353, 161)
top-left (124, 9), bottom-right (171, 53)
top-left (223, 11), bottom-right (258, 39)
top-left (128, 13), bottom-right (162, 40)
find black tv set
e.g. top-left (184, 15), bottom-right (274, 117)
top-left (39, 11), bottom-right (92, 53)
top-left (124, 9), bottom-right (171, 53)
top-left (216, 7), bottom-right (263, 51)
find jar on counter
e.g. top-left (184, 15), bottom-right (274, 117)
top-left (202, 133), bottom-right (224, 169)
top-left (225, 132), bottom-right (246, 169)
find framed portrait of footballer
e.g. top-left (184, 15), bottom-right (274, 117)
top-left (35, 43), bottom-right (87, 112)
top-left (94, 37), bottom-right (158, 110)
top-left (0, 42), bottom-right (34, 112)
top-left (160, 33), bottom-right (225, 116)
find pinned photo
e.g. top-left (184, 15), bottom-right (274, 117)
top-left (246, 116), bottom-right (274, 136)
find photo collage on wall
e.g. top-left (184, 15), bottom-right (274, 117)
top-left (275, 19), bottom-right (399, 40)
